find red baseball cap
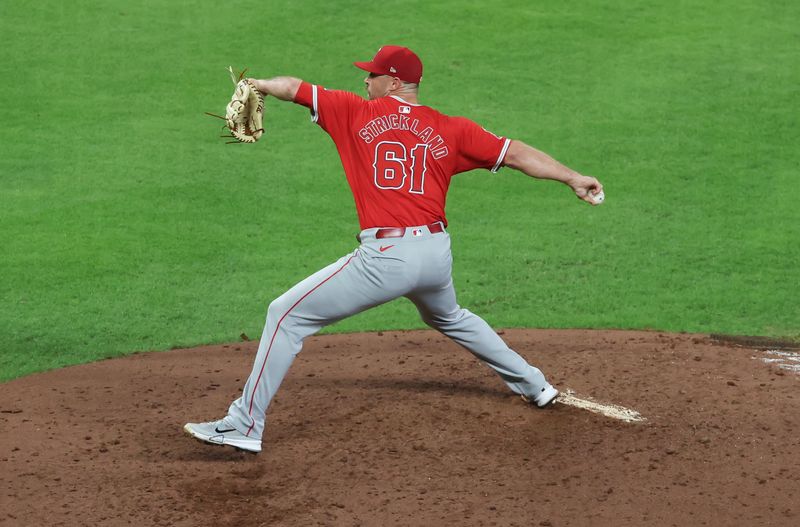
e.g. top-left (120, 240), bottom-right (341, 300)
top-left (354, 45), bottom-right (423, 84)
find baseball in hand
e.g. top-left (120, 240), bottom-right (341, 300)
top-left (589, 190), bottom-right (605, 204)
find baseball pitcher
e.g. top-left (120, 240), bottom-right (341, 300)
top-left (186, 46), bottom-right (604, 453)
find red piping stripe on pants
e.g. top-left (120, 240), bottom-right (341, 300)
top-left (245, 254), bottom-right (357, 437)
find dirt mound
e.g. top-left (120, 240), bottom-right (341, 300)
top-left (1, 329), bottom-right (798, 526)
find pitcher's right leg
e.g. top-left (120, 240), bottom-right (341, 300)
top-left (407, 279), bottom-right (556, 404)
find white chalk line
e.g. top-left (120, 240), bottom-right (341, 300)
top-left (753, 349), bottom-right (800, 374)
top-left (555, 389), bottom-right (646, 423)
top-left (764, 350), bottom-right (800, 361)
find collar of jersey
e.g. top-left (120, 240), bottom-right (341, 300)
top-left (390, 95), bottom-right (422, 106)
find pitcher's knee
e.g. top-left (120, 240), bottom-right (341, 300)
top-left (266, 293), bottom-right (295, 325)
top-left (420, 307), bottom-right (468, 330)
top-left (420, 315), bottom-right (438, 329)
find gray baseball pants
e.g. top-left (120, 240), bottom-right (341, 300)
top-left (227, 224), bottom-right (550, 439)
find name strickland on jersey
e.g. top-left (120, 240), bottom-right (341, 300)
top-left (357, 113), bottom-right (449, 159)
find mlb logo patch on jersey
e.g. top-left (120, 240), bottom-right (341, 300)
top-left (399, 106), bottom-right (411, 114)
top-left (412, 228), bottom-right (423, 237)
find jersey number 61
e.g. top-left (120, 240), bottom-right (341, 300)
top-left (373, 141), bottom-right (429, 195)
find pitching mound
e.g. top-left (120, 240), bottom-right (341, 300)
top-left (2, 329), bottom-right (798, 526)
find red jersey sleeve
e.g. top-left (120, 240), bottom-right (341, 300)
top-left (452, 117), bottom-right (511, 174)
top-left (293, 81), bottom-right (365, 136)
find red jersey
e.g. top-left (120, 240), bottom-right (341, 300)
top-left (293, 82), bottom-right (510, 229)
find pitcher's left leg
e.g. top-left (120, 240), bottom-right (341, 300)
top-left (225, 246), bottom-right (416, 440)
top-left (185, 252), bottom-right (367, 452)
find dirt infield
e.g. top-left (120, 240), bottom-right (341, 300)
top-left (2, 329), bottom-right (798, 526)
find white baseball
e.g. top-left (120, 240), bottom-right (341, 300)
top-left (590, 190), bottom-right (605, 204)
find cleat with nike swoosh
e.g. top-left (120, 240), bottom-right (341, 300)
top-left (379, 245), bottom-right (395, 252)
top-left (183, 418), bottom-right (262, 453)
top-left (521, 384), bottom-right (559, 408)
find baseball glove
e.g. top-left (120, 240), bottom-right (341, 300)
top-left (206, 67), bottom-right (265, 144)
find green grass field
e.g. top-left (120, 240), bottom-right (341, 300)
top-left (1, 0), bottom-right (798, 381)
